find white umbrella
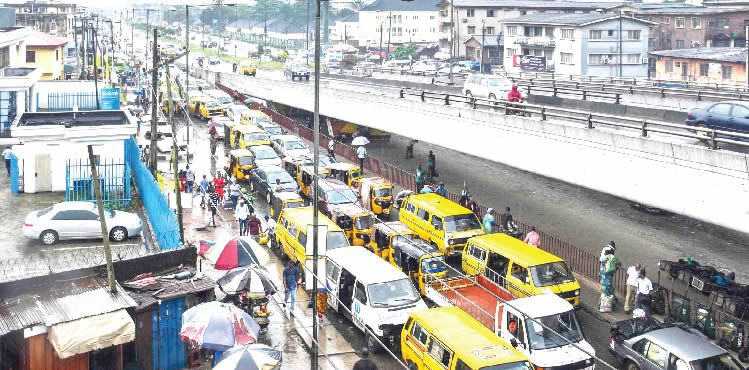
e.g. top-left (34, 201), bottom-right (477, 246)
top-left (351, 136), bottom-right (370, 146)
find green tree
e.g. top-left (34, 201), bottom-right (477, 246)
top-left (257, 44), bottom-right (265, 55)
top-left (279, 51), bottom-right (288, 60)
top-left (392, 45), bottom-right (416, 60)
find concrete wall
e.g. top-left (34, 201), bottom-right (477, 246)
top-left (34, 80), bottom-right (98, 110)
top-left (221, 72), bottom-right (749, 234)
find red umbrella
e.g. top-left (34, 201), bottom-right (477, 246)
top-left (198, 240), bottom-right (215, 256)
top-left (203, 237), bottom-right (270, 270)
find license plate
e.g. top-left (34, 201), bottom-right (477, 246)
top-left (383, 209), bottom-right (390, 214)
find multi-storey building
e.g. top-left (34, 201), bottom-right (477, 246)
top-left (0, 1), bottom-right (81, 39)
top-left (503, 13), bottom-right (651, 77)
top-left (635, 7), bottom-right (749, 50)
top-left (356, 0), bottom-right (441, 49)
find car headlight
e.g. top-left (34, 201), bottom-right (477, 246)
top-left (575, 290), bottom-right (580, 296)
top-left (448, 239), bottom-right (455, 245)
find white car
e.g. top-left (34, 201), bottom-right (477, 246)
top-left (411, 62), bottom-right (437, 74)
top-left (226, 104), bottom-right (251, 124)
top-left (462, 74), bottom-right (514, 101)
top-left (23, 201), bottom-right (144, 245)
top-left (271, 134), bottom-right (311, 159)
top-left (249, 145), bottom-right (282, 167)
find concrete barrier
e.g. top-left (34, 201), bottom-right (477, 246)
top-left (221, 73), bottom-right (749, 234)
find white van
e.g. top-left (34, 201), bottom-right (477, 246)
top-left (462, 74), bottom-right (514, 100)
top-left (325, 247), bottom-right (428, 353)
top-left (227, 104), bottom-right (251, 124)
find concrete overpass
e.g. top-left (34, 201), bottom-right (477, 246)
top-left (211, 71), bottom-right (749, 235)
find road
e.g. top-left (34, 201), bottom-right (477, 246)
top-left (170, 107), bottom-right (618, 368)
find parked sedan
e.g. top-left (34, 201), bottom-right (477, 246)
top-left (685, 101), bottom-right (749, 137)
top-left (250, 165), bottom-right (299, 203)
top-left (249, 145), bottom-right (282, 167)
top-left (23, 201), bottom-right (144, 245)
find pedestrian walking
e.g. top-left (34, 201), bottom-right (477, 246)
top-left (635, 269), bottom-right (653, 316)
top-left (328, 139), bottom-right (336, 160)
top-left (482, 208), bottom-right (496, 234)
top-left (599, 249), bottom-right (620, 312)
top-left (208, 185), bottom-right (219, 226)
top-left (2, 147), bottom-right (12, 175)
top-left (316, 284), bottom-right (330, 328)
top-left (459, 187), bottom-right (469, 207)
top-left (209, 126), bottom-right (218, 156)
top-left (415, 164), bottom-right (425, 192)
top-left (213, 172), bottom-right (225, 200)
top-left (184, 166), bottom-right (195, 193)
top-left (405, 139), bottom-right (417, 159)
top-left (523, 226), bottom-right (540, 247)
top-left (600, 241), bottom-right (616, 261)
top-left (234, 200), bottom-right (250, 236)
top-left (282, 261), bottom-right (298, 314)
top-left (353, 348), bottom-right (378, 370)
top-left (625, 263), bottom-right (642, 313)
top-left (466, 196), bottom-right (478, 216)
top-left (248, 213), bottom-right (261, 241)
top-left (427, 150), bottom-right (437, 180)
top-left (356, 145), bottom-right (367, 174)
top-left (420, 185), bottom-right (434, 194)
top-left (229, 182), bottom-right (241, 210)
top-left (499, 207), bottom-right (513, 233)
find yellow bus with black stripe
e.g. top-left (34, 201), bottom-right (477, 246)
top-left (273, 207), bottom-right (351, 270)
top-left (398, 193), bottom-right (484, 256)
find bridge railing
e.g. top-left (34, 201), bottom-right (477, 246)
top-left (398, 88), bottom-right (749, 151)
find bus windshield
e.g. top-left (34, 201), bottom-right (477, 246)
top-left (525, 311), bottom-right (583, 350)
top-left (368, 278), bottom-right (420, 308)
top-left (531, 262), bottom-right (575, 287)
top-left (445, 214), bottom-right (481, 233)
top-left (326, 231), bottom-right (349, 250)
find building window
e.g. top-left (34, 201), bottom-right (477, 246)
top-left (506, 48), bottom-right (517, 57)
top-left (691, 17), bottom-right (701, 29)
top-left (676, 40), bottom-right (684, 48)
top-left (524, 26), bottom-right (543, 36)
top-left (675, 17), bottom-right (685, 28)
top-left (588, 54), bottom-right (605, 65)
top-left (561, 52), bottom-right (573, 64)
top-left (561, 28), bottom-right (574, 39)
top-left (675, 61), bottom-right (681, 68)
top-left (506, 25), bottom-right (517, 36)
top-left (0, 46), bottom-right (8, 69)
top-left (486, 26), bottom-right (495, 35)
top-left (722, 65), bottom-right (732, 80)
top-left (487, 9), bottom-right (495, 17)
top-left (716, 18), bottom-right (729, 27)
top-left (589, 30), bottom-right (602, 39)
top-left (467, 26), bottom-right (476, 34)
top-left (56, 49), bottom-right (59, 60)
top-left (545, 27), bottom-right (554, 37)
top-left (666, 60), bottom-right (673, 72)
top-left (520, 10), bottom-right (527, 15)
top-left (608, 30), bottom-right (615, 37)
top-left (662, 17), bottom-right (670, 24)
top-left (430, 15), bottom-right (436, 20)
top-left (26, 50), bottom-right (35, 63)
top-left (699, 63), bottom-right (708, 76)
top-left (623, 54), bottom-right (640, 64)
top-left (467, 9), bottom-right (475, 17)
top-left (627, 30), bottom-right (640, 40)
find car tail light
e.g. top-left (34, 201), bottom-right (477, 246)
top-left (687, 112), bottom-right (692, 118)
top-left (24, 223), bottom-right (33, 227)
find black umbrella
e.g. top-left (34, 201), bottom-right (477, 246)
top-left (217, 266), bottom-right (277, 296)
top-left (214, 344), bottom-right (282, 370)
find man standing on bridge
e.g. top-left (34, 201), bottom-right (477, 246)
top-left (356, 145), bottom-right (367, 175)
top-left (427, 151), bottom-right (437, 180)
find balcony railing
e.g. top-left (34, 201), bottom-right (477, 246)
top-left (514, 36), bottom-right (556, 48)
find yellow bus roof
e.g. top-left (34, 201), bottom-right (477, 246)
top-left (283, 207), bottom-right (343, 233)
top-left (242, 110), bottom-right (269, 118)
top-left (411, 307), bottom-right (529, 367)
top-left (373, 221), bottom-right (412, 236)
top-left (407, 193), bottom-right (473, 217)
top-left (234, 125), bottom-right (266, 134)
top-left (469, 233), bottom-right (564, 267)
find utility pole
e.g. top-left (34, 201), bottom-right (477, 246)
top-left (387, 12), bottom-right (392, 61)
top-left (323, 0), bottom-right (329, 43)
top-left (745, 24), bottom-right (748, 89)
top-left (74, 17), bottom-right (79, 79)
top-left (93, 27), bottom-right (100, 109)
top-left (131, 10), bottom-right (134, 63)
top-left (481, 20), bottom-right (486, 73)
top-left (185, 6), bottom-right (191, 147)
top-left (82, 20), bottom-right (88, 79)
top-left (449, 0), bottom-right (455, 85)
top-left (264, 0), bottom-right (267, 49)
top-left (379, 22), bottom-right (383, 65)
top-left (150, 28), bottom-right (159, 176)
top-left (618, 12), bottom-right (623, 78)
top-left (306, 0), bottom-right (310, 64)
top-left (312, 0), bottom-right (321, 368)
top-left (109, 20), bottom-right (115, 86)
top-left (87, 145), bottom-right (117, 293)
top-left (165, 62), bottom-right (184, 240)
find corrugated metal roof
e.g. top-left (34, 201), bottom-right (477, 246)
top-left (126, 277), bottom-right (216, 312)
top-left (449, 0), bottom-right (623, 9)
top-left (504, 12), bottom-right (652, 26)
top-left (363, 0), bottom-right (442, 12)
top-left (0, 276), bottom-right (136, 336)
top-left (649, 47), bottom-right (748, 64)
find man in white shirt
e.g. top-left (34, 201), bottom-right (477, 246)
top-left (328, 139), bottom-right (336, 160)
top-left (624, 263), bottom-right (642, 313)
top-left (2, 148), bottom-right (12, 175)
top-left (635, 269), bottom-right (654, 316)
top-left (356, 145), bottom-right (366, 175)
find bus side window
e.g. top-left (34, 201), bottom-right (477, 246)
top-left (405, 202), bottom-right (415, 213)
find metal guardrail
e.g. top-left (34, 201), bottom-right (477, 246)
top-left (511, 78), bottom-right (749, 103)
top-left (398, 88), bottom-right (749, 151)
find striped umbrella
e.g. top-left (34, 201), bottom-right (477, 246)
top-left (217, 266), bottom-right (277, 296)
top-left (214, 344), bottom-right (282, 370)
top-left (203, 237), bottom-right (270, 270)
top-left (179, 302), bottom-right (260, 351)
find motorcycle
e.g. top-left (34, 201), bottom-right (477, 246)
top-left (507, 99), bottom-right (530, 117)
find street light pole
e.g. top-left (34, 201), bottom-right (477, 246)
top-left (379, 22), bottom-right (383, 65)
top-left (387, 12), bottom-right (392, 61)
top-left (185, 6), bottom-right (191, 146)
top-left (449, 0), bottom-right (454, 85)
top-left (312, 0), bottom-right (322, 369)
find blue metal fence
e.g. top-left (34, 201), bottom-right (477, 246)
top-left (9, 153), bottom-right (19, 195)
top-left (48, 92), bottom-right (99, 111)
top-left (65, 158), bottom-right (131, 208)
top-left (125, 137), bottom-right (181, 250)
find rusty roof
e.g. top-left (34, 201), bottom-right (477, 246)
top-left (0, 275), bottom-right (136, 336)
top-left (125, 276), bottom-right (216, 312)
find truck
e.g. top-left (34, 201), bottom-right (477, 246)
top-left (425, 273), bottom-right (596, 369)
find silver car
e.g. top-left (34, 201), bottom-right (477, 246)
top-left (23, 201), bottom-right (144, 245)
top-left (610, 318), bottom-right (744, 370)
top-left (249, 145), bottom-right (282, 167)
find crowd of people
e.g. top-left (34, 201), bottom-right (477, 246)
top-left (598, 242), bottom-right (655, 317)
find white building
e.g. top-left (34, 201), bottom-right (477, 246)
top-left (503, 13), bottom-right (652, 77)
top-left (0, 26), bottom-right (42, 135)
top-left (437, 0), bottom-right (625, 57)
top-left (11, 110), bottom-right (136, 193)
top-left (356, 0), bottom-right (441, 49)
